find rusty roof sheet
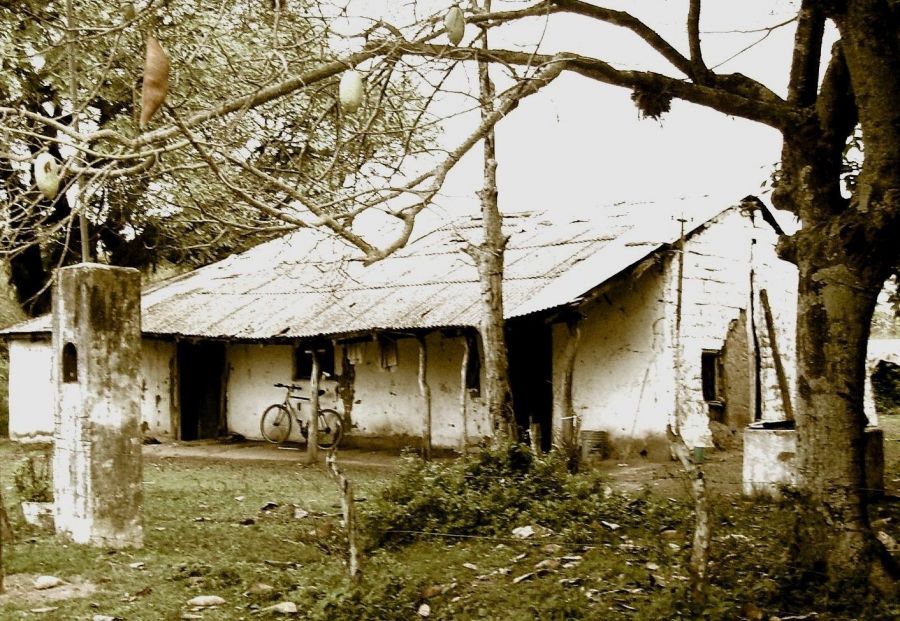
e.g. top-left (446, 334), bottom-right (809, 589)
top-left (1, 197), bottom-right (752, 340)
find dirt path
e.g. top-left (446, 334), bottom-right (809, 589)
top-left (143, 440), bottom-right (402, 469)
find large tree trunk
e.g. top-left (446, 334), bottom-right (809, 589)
top-left (470, 0), bottom-right (515, 441)
top-left (792, 252), bottom-right (897, 588)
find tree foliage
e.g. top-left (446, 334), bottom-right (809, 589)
top-left (0, 0), bottom-right (432, 313)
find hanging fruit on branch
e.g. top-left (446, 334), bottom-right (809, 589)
top-left (339, 70), bottom-right (364, 113)
top-left (444, 5), bottom-right (465, 46)
top-left (33, 153), bottom-right (61, 200)
top-left (140, 35), bottom-right (170, 128)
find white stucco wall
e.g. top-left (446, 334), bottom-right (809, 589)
top-left (557, 264), bottom-right (674, 456)
top-left (345, 333), bottom-right (489, 449)
top-left (7, 337), bottom-right (53, 442)
top-left (554, 206), bottom-right (798, 455)
top-left (140, 339), bottom-right (176, 438)
top-left (670, 209), bottom-right (757, 448)
top-left (225, 343), bottom-right (300, 440)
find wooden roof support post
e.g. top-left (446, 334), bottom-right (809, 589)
top-left (759, 288), bottom-right (794, 421)
top-left (418, 335), bottom-right (432, 461)
top-left (557, 317), bottom-right (582, 449)
top-left (459, 335), bottom-right (470, 455)
top-left (306, 349), bottom-right (320, 465)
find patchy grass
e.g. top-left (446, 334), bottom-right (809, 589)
top-left (0, 436), bottom-right (897, 620)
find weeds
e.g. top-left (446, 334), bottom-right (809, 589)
top-left (13, 453), bottom-right (52, 502)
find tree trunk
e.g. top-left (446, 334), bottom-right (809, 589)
top-left (793, 253), bottom-right (898, 589)
top-left (470, 0), bottom-right (515, 441)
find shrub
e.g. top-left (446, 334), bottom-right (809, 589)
top-left (361, 442), bottom-right (655, 547)
top-left (14, 453), bottom-right (53, 502)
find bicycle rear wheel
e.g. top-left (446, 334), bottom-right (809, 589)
top-left (260, 404), bottom-right (292, 444)
top-left (316, 409), bottom-right (343, 449)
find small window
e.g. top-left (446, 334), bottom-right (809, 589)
top-left (701, 350), bottom-right (721, 402)
top-left (62, 342), bottom-right (78, 383)
top-left (465, 334), bottom-right (481, 396)
top-left (378, 335), bottom-right (398, 370)
top-left (294, 342), bottom-right (335, 380)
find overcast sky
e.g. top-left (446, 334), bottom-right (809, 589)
top-left (332, 1), bottom-right (816, 237)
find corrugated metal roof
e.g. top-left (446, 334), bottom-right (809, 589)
top-left (1, 197), bottom-right (753, 340)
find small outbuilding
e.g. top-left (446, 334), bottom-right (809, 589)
top-left (3, 197), bottom-right (798, 458)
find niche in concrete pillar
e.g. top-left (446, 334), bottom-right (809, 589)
top-left (62, 342), bottom-right (78, 382)
top-left (52, 263), bottom-right (143, 548)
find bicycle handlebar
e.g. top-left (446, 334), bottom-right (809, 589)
top-left (274, 382), bottom-right (326, 396)
top-left (274, 382), bottom-right (305, 390)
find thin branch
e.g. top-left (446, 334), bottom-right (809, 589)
top-left (687, 0), bottom-right (709, 80)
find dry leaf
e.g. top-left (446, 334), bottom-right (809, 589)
top-left (140, 35), bottom-right (170, 127)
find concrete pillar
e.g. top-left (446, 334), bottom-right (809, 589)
top-left (52, 264), bottom-right (143, 548)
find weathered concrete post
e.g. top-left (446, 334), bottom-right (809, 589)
top-left (52, 264), bottom-right (143, 548)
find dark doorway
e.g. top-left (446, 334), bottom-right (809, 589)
top-left (506, 318), bottom-right (553, 451)
top-left (178, 341), bottom-right (226, 441)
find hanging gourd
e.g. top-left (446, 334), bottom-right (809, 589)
top-left (140, 35), bottom-right (170, 128)
top-left (339, 70), bottom-right (364, 113)
top-left (121, 2), bottom-right (136, 22)
top-left (33, 153), bottom-right (61, 200)
top-left (444, 5), bottom-right (465, 46)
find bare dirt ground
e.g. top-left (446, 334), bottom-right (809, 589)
top-left (143, 439), bottom-right (402, 469)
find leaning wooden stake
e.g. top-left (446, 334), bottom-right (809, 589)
top-left (326, 449), bottom-right (359, 581)
top-left (759, 288), bottom-right (794, 420)
top-left (667, 425), bottom-right (711, 604)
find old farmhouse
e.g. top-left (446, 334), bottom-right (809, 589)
top-left (4, 197), bottom-right (799, 458)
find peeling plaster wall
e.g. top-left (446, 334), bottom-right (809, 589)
top-left (140, 339), bottom-right (175, 438)
top-left (226, 343), bottom-right (301, 440)
top-left (556, 265), bottom-right (674, 458)
top-left (7, 337), bottom-right (53, 442)
top-left (347, 333), bottom-right (489, 449)
top-left (555, 207), bottom-right (797, 456)
top-left (669, 208), bottom-right (756, 448)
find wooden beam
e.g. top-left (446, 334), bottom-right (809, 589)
top-left (459, 335), bottom-right (470, 455)
top-left (759, 288), bottom-right (794, 421)
top-left (417, 336), bottom-right (432, 461)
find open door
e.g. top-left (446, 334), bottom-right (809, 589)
top-left (507, 318), bottom-right (553, 451)
top-left (177, 341), bottom-right (226, 441)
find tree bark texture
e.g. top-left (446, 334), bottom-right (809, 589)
top-left (306, 350), bottom-right (320, 464)
top-left (471, 0), bottom-right (515, 441)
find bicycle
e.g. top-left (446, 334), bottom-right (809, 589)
top-left (260, 383), bottom-right (343, 449)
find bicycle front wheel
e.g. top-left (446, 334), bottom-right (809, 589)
top-left (316, 409), bottom-right (343, 449)
top-left (260, 404), bottom-right (292, 444)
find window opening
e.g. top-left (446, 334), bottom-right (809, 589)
top-left (701, 350), bottom-right (721, 402)
top-left (294, 341), bottom-right (335, 380)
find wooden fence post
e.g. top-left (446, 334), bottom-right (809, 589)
top-left (326, 449), bottom-right (359, 581)
top-left (306, 349), bottom-right (320, 464)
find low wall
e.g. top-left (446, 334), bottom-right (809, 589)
top-left (743, 426), bottom-right (884, 498)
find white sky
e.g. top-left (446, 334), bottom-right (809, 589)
top-left (329, 1), bottom-right (817, 241)
top-left (429, 1), bottom-right (806, 215)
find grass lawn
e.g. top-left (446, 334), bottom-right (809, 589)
top-left (0, 427), bottom-right (898, 620)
